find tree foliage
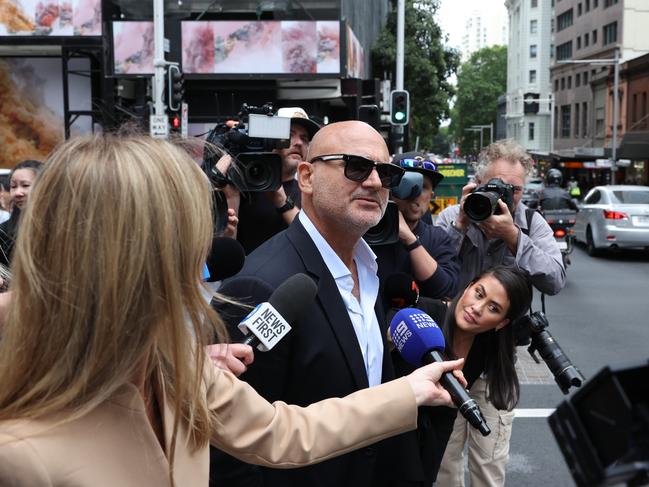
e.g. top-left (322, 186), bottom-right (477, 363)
top-left (450, 45), bottom-right (507, 156)
top-left (372, 0), bottom-right (459, 151)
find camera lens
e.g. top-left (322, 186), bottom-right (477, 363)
top-left (464, 191), bottom-right (500, 221)
top-left (245, 162), bottom-right (271, 190)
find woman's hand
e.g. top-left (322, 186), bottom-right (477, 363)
top-left (406, 358), bottom-right (466, 407)
top-left (206, 343), bottom-right (254, 377)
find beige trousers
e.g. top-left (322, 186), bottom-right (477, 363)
top-left (435, 377), bottom-right (514, 487)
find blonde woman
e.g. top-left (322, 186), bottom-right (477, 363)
top-left (0, 134), bottom-right (464, 487)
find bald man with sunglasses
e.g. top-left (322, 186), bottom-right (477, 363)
top-left (212, 121), bottom-right (428, 487)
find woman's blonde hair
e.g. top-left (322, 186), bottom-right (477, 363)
top-left (0, 134), bottom-right (227, 456)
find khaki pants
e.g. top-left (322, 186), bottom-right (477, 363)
top-left (435, 377), bottom-right (514, 487)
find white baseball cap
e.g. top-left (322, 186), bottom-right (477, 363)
top-left (275, 107), bottom-right (320, 140)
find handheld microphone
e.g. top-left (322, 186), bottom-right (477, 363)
top-left (206, 237), bottom-right (246, 282)
top-left (384, 273), bottom-right (420, 309)
top-left (389, 308), bottom-right (491, 436)
top-left (238, 273), bottom-right (317, 351)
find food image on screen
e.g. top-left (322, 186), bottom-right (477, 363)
top-left (0, 59), bottom-right (63, 167)
top-left (182, 22), bottom-right (215, 73)
top-left (59, 1), bottom-right (72, 28)
top-left (0, 0), bottom-right (36, 33)
top-left (282, 21), bottom-right (317, 74)
top-left (72, 0), bottom-right (100, 35)
top-left (35, 1), bottom-right (60, 35)
top-left (113, 22), bottom-right (155, 74)
top-left (316, 21), bottom-right (340, 74)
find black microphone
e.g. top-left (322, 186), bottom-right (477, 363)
top-left (384, 272), bottom-right (420, 309)
top-left (206, 237), bottom-right (245, 282)
top-left (390, 308), bottom-right (491, 436)
top-left (238, 273), bottom-right (317, 351)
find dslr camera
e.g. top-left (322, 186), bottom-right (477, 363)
top-left (204, 103), bottom-right (290, 192)
top-left (514, 311), bottom-right (585, 394)
top-left (464, 177), bottom-right (515, 222)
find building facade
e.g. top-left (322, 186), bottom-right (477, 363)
top-left (505, 0), bottom-right (553, 152)
top-left (460, 8), bottom-right (508, 62)
top-left (551, 0), bottom-right (649, 158)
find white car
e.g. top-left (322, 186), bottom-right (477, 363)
top-left (573, 185), bottom-right (649, 255)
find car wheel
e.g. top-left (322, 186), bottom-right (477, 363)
top-left (586, 226), bottom-right (599, 256)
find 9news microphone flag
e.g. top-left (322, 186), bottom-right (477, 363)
top-left (390, 308), bottom-right (491, 436)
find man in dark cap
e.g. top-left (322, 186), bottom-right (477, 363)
top-left (373, 152), bottom-right (459, 304)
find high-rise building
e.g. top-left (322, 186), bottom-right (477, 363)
top-left (460, 8), bottom-right (509, 62)
top-left (551, 0), bottom-right (649, 157)
top-left (505, 0), bottom-right (553, 152)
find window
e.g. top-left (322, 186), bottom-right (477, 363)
top-left (555, 78), bottom-right (560, 91)
top-left (586, 0), bottom-right (590, 11)
top-left (531, 0), bottom-right (538, 6)
top-left (633, 93), bottom-right (638, 123)
top-left (585, 32), bottom-right (590, 46)
top-left (593, 29), bottom-right (598, 44)
top-left (576, 73), bottom-right (581, 86)
top-left (561, 77), bottom-right (566, 90)
top-left (577, 36), bottom-right (582, 49)
top-left (578, 2), bottom-right (582, 15)
top-left (574, 103), bottom-right (580, 136)
top-left (603, 21), bottom-right (617, 45)
top-left (583, 71), bottom-right (589, 84)
top-left (529, 122), bottom-right (535, 141)
top-left (554, 106), bottom-right (559, 138)
top-left (529, 70), bottom-right (537, 83)
top-left (594, 0), bottom-right (598, 7)
top-left (584, 190), bottom-right (601, 204)
top-left (561, 105), bottom-right (572, 138)
top-left (595, 107), bottom-right (605, 137)
top-left (643, 91), bottom-right (648, 117)
top-left (530, 19), bottom-right (538, 34)
top-left (604, 0), bottom-right (618, 7)
top-left (582, 102), bottom-right (588, 137)
top-left (568, 76), bottom-right (572, 89)
top-left (530, 44), bottom-right (538, 58)
top-left (557, 9), bottom-right (574, 31)
top-left (556, 41), bottom-right (573, 61)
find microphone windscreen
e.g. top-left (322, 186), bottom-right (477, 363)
top-left (384, 273), bottom-right (420, 309)
top-left (269, 273), bottom-right (318, 324)
top-left (389, 308), bottom-right (445, 367)
top-left (206, 237), bottom-right (245, 282)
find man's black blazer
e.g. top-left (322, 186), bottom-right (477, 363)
top-left (210, 218), bottom-right (425, 487)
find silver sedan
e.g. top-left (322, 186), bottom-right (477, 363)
top-left (573, 185), bottom-right (649, 255)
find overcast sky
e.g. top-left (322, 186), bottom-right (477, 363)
top-left (436, 0), bottom-right (508, 49)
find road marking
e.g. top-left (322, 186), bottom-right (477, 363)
top-left (514, 408), bottom-right (555, 418)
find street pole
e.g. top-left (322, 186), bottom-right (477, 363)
top-left (153, 0), bottom-right (165, 117)
top-left (490, 122), bottom-right (494, 144)
top-left (611, 47), bottom-right (619, 182)
top-left (394, 0), bottom-right (405, 154)
top-left (549, 93), bottom-right (554, 154)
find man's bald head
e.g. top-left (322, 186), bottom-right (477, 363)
top-left (307, 121), bottom-right (390, 163)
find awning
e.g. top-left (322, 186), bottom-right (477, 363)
top-left (619, 132), bottom-right (649, 160)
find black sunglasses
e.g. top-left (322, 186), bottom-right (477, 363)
top-left (309, 154), bottom-right (405, 189)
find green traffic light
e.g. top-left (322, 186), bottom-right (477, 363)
top-left (395, 112), bottom-right (405, 121)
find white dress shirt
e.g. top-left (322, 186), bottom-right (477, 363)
top-left (299, 211), bottom-right (384, 386)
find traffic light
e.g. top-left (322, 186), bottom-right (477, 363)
top-left (170, 113), bottom-right (181, 134)
top-left (167, 65), bottom-right (184, 112)
top-left (390, 90), bottom-right (410, 125)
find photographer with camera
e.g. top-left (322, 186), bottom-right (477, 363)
top-left (374, 152), bottom-right (459, 302)
top-left (435, 140), bottom-right (565, 487)
top-left (212, 106), bottom-right (320, 254)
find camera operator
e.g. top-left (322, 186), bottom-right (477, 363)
top-left (374, 153), bottom-right (459, 302)
top-left (539, 168), bottom-right (579, 212)
top-left (216, 107), bottom-right (320, 254)
top-left (434, 139), bottom-right (565, 487)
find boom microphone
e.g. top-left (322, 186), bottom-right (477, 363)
top-left (238, 273), bottom-right (317, 351)
top-left (389, 308), bottom-right (491, 436)
top-left (206, 237), bottom-right (246, 282)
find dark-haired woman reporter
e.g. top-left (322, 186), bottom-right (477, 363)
top-left (0, 134), bottom-right (464, 487)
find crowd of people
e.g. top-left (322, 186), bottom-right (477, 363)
top-left (0, 106), bottom-right (566, 487)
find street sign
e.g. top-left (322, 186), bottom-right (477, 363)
top-left (181, 102), bottom-right (188, 138)
top-left (150, 114), bottom-right (169, 139)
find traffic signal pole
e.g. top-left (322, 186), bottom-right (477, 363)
top-left (394, 0), bottom-right (405, 154)
top-left (153, 0), bottom-right (165, 117)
